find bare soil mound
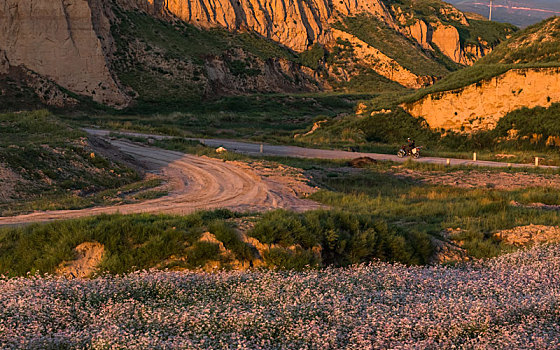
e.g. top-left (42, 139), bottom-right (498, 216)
top-left (348, 157), bottom-right (377, 168)
top-left (495, 225), bottom-right (560, 246)
top-left (56, 242), bottom-right (105, 278)
top-left (429, 237), bottom-right (470, 264)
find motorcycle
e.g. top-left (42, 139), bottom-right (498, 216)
top-left (397, 145), bottom-right (422, 159)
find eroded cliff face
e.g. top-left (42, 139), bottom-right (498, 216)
top-left (118, 0), bottom-right (394, 52)
top-left (395, 3), bottom-right (496, 66)
top-left (0, 0), bottom-right (129, 107)
top-left (403, 68), bottom-right (560, 133)
top-left (331, 29), bottom-right (422, 89)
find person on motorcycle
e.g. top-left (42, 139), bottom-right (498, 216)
top-left (405, 137), bottom-right (415, 154)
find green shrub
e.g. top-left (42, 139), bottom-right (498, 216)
top-left (208, 220), bottom-right (254, 261)
top-left (0, 211), bottom-right (237, 276)
top-left (248, 209), bottom-right (433, 266)
top-left (263, 247), bottom-right (320, 270)
top-left (186, 241), bottom-right (222, 268)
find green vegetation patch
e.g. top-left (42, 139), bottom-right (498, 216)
top-left (480, 17), bottom-right (560, 65)
top-left (333, 14), bottom-right (454, 77)
top-left (249, 209), bottom-right (433, 266)
top-left (68, 93), bottom-right (366, 143)
top-left (310, 166), bottom-right (560, 259)
top-left (0, 210), bottom-right (242, 276)
top-left (0, 110), bottom-right (146, 215)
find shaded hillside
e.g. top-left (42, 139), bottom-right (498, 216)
top-left (0, 111), bottom-right (165, 216)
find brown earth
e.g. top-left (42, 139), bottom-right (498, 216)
top-left (56, 242), bottom-right (106, 278)
top-left (494, 225), bottom-right (560, 246)
top-left (392, 168), bottom-right (560, 189)
top-left (0, 163), bottom-right (23, 202)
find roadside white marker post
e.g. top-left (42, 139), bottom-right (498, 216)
top-left (508, 163), bottom-right (511, 168)
top-left (473, 152), bottom-right (477, 162)
top-left (535, 157), bottom-right (539, 167)
top-left (446, 158), bottom-right (450, 166)
top-left (260, 144), bottom-right (264, 153)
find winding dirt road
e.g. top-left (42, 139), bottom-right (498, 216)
top-left (0, 139), bottom-right (321, 226)
top-left (86, 129), bottom-right (559, 169)
top-left (3, 128), bottom-right (556, 226)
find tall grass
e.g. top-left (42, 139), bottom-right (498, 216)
top-left (249, 209), bottom-right (433, 266)
top-left (311, 168), bottom-right (560, 258)
top-left (0, 211), bottom-right (240, 277)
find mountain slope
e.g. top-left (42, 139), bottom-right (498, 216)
top-left (0, 0), bottom-right (514, 110)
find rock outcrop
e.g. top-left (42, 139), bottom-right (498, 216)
top-left (331, 29), bottom-right (422, 89)
top-left (119, 0), bottom-right (394, 52)
top-left (403, 67), bottom-right (560, 133)
top-left (0, 0), bottom-right (129, 107)
top-left (402, 18), bottom-right (492, 66)
top-left (431, 24), bottom-right (463, 63)
top-left (205, 50), bottom-right (322, 94)
top-left (393, 0), bottom-right (510, 66)
top-left (0, 50), bottom-right (8, 74)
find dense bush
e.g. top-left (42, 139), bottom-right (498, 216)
top-left (249, 209), bottom-right (433, 266)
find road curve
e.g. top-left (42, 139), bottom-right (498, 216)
top-left (86, 129), bottom-right (558, 169)
top-left (0, 139), bottom-right (320, 226)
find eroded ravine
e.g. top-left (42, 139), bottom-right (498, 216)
top-left (0, 139), bottom-right (321, 226)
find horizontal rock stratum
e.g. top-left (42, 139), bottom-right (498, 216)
top-left (403, 67), bottom-right (560, 133)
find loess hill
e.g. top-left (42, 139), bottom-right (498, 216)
top-left (402, 16), bottom-right (560, 134)
top-left (0, 0), bottom-right (514, 112)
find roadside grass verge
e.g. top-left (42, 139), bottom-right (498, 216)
top-left (0, 210), bottom-right (244, 277)
top-left (0, 178), bottom-right (167, 217)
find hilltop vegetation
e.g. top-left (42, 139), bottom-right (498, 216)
top-left (479, 16), bottom-right (560, 64)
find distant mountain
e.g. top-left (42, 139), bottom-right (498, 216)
top-left (447, 0), bottom-right (560, 27)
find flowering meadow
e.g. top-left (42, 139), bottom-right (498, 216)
top-left (1, 246), bottom-right (560, 349)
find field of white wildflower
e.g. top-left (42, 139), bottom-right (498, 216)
top-left (1, 245), bottom-right (560, 349)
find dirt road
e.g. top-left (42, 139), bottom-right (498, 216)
top-left (86, 129), bottom-right (558, 169)
top-left (0, 139), bottom-right (321, 226)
